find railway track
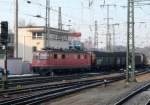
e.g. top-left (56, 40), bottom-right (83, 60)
top-left (0, 72), bottom-right (107, 88)
top-left (0, 74), bottom-right (124, 96)
top-left (0, 68), bottom-right (148, 88)
top-left (113, 80), bottom-right (150, 105)
top-left (0, 71), bottom-right (149, 105)
top-left (0, 76), bottom-right (123, 105)
top-left (0, 70), bottom-right (146, 88)
top-left (145, 99), bottom-right (150, 105)
top-left (0, 72), bottom-right (149, 105)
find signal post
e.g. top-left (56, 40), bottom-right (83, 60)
top-left (0, 21), bottom-right (8, 89)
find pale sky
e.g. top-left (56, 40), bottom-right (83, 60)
top-left (0, 0), bottom-right (150, 48)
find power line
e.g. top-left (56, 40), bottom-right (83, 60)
top-left (100, 4), bottom-right (116, 52)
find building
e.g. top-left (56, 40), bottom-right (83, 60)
top-left (18, 26), bottom-right (81, 62)
top-left (68, 32), bottom-right (81, 49)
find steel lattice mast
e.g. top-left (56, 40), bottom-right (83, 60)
top-left (100, 4), bottom-right (116, 52)
top-left (58, 7), bottom-right (62, 30)
top-left (14, 0), bottom-right (18, 57)
top-left (126, 0), bottom-right (136, 82)
top-left (94, 20), bottom-right (98, 50)
top-left (45, 0), bottom-right (50, 48)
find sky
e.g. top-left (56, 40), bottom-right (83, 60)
top-left (0, 0), bottom-right (150, 48)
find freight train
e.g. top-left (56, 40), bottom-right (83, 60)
top-left (32, 49), bottom-right (146, 75)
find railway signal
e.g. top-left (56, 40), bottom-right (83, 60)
top-left (1, 21), bottom-right (8, 45)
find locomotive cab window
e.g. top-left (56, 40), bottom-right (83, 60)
top-left (84, 55), bottom-right (87, 59)
top-left (62, 54), bottom-right (65, 59)
top-left (33, 54), bottom-right (39, 59)
top-left (78, 54), bottom-right (80, 59)
top-left (54, 54), bottom-right (57, 59)
top-left (39, 53), bottom-right (48, 60)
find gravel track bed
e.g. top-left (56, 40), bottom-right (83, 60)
top-left (43, 72), bottom-right (150, 105)
top-left (0, 73), bottom-right (122, 102)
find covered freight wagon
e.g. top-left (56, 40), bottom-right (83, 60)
top-left (91, 51), bottom-right (145, 71)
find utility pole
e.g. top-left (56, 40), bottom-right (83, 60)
top-left (100, 4), bottom-right (115, 52)
top-left (106, 5), bottom-right (111, 52)
top-left (47, 0), bottom-right (50, 48)
top-left (112, 23), bottom-right (119, 52)
top-left (67, 20), bottom-right (72, 31)
top-left (112, 25), bottom-right (115, 52)
top-left (126, 0), bottom-right (136, 82)
top-left (47, 0), bottom-right (50, 28)
top-left (58, 7), bottom-right (62, 30)
top-left (14, 0), bottom-right (18, 57)
top-left (94, 20), bottom-right (98, 50)
top-left (45, 0), bottom-right (50, 48)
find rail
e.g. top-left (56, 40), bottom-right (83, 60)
top-left (0, 70), bottom-right (149, 105)
top-left (113, 80), bottom-right (150, 105)
top-left (0, 76), bottom-right (123, 105)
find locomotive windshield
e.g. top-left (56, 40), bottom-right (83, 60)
top-left (33, 52), bottom-right (48, 60)
top-left (39, 52), bottom-right (48, 60)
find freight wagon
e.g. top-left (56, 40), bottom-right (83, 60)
top-left (91, 51), bottom-right (146, 71)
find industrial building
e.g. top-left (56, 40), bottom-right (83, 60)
top-left (18, 26), bottom-right (81, 62)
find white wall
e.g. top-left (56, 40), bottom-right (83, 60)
top-left (0, 58), bottom-right (32, 75)
top-left (0, 58), bottom-right (22, 75)
top-left (18, 28), bottom-right (45, 62)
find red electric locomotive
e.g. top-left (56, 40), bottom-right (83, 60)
top-left (32, 49), bottom-right (91, 75)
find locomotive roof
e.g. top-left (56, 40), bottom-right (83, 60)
top-left (34, 50), bottom-right (143, 55)
top-left (35, 49), bottom-right (90, 53)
